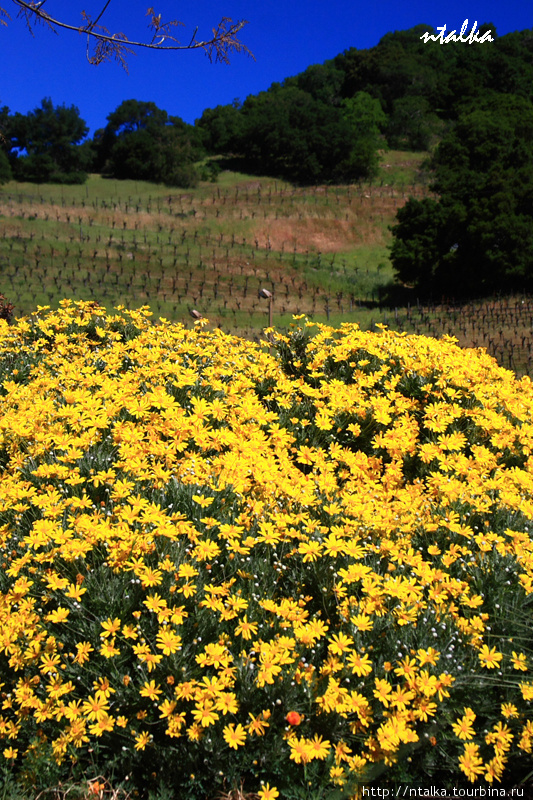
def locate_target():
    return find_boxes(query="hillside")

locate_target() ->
[0,154,430,335]
[3,152,533,377]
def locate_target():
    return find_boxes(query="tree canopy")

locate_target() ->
[95,99,204,187]
[7,97,91,183]
[390,95,533,297]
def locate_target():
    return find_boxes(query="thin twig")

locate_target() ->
[6,0,252,68]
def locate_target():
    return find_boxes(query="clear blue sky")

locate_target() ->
[2,0,532,136]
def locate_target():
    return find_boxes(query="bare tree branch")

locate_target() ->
[1,1,253,68]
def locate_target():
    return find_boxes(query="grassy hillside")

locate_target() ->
[0,154,430,336]
[2,153,533,377]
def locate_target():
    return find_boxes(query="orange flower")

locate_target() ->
[286,711,302,726]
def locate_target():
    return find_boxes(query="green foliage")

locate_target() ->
[0,294,14,324]
[340,92,387,179]
[333,24,533,123]
[195,100,244,154]
[8,98,90,184]
[216,84,385,184]
[195,25,533,185]
[98,99,203,187]
[237,85,350,183]
[284,62,346,106]
[386,96,441,151]
[390,94,533,297]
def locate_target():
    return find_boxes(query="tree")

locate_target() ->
[339,91,387,179]
[284,62,345,106]
[235,85,356,184]
[0,2,251,69]
[97,99,203,187]
[8,97,91,183]
[195,101,244,154]
[386,95,441,151]
[389,197,465,293]
[208,83,385,185]
[390,95,533,297]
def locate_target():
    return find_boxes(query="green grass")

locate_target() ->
[376,149,432,185]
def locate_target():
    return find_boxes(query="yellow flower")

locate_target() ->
[134,731,151,750]
[45,607,70,624]
[73,641,94,665]
[155,627,182,655]
[100,617,121,638]
[306,733,331,760]
[298,540,323,562]
[458,742,485,782]
[92,677,115,698]
[192,494,214,508]
[234,616,258,640]
[139,680,162,701]
[288,735,312,764]
[132,644,163,672]
[247,712,270,736]
[192,701,219,728]
[374,679,392,708]
[328,632,354,655]
[416,647,440,667]
[99,638,120,659]
[350,613,373,631]
[452,709,476,740]
[215,692,239,715]
[346,651,372,677]
[81,693,110,722]
[122,624,138,640]
[390,685,415,711]
[223,722,247,749]
[89,713,115,736]
[511,651,528,671]
[144,593,167,613]
[258,783,279,800]
[138,566,163,588]
[519,683,533,701]
[478,645,503,669]
[501,703,519,719]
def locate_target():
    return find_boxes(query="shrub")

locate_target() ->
[0,303,531,798]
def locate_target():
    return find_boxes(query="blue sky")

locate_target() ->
[2,0,532,136]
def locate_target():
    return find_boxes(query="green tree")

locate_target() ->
[235,85,350,183]
[390,95,533,296]
[386,95,441,151]
[222,84,383,184]
[9,98,90,183]
[99,99,203,187]
[339,91,387,179]
[195,101,244,154]
[285,62,345,105]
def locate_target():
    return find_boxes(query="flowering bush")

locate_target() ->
[0,301,531,798]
